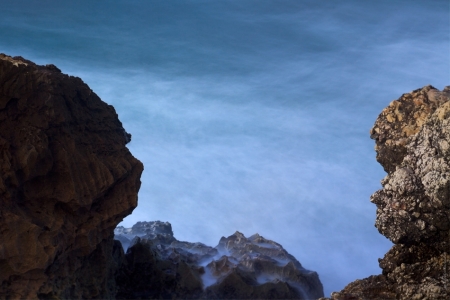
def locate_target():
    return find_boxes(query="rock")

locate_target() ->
[370,85,450,173]
[115,236,205,299]
[329,86,450,300]
[115,221,324,299]
[0,54,143,299]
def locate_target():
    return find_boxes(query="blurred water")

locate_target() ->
[1,0,448,296]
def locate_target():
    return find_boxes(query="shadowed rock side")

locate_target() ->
[327,86,450,300]
[114,221,324,299]
[0,54,143,299]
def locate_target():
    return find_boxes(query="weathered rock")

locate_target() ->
[0,54,143,299]
[209,231,323,299]
[116,237,205,299]
[370,85,450,174]
[115,221,324,299]
[329,86,450,300]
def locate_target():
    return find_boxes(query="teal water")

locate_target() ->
[1,0,448,296]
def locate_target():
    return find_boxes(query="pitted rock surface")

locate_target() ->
[0,54,143,299]
[370,85,450,173]
[372,99,450,245]
[115,221,324,299]
[328,86,450,300]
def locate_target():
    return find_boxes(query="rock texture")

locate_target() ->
[0,54,143,299]
[328,86,450,300]
[115,221,324,299]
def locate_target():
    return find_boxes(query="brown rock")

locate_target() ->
[329,86,450,300]
[0,54,143,299]
[370,85,450,173]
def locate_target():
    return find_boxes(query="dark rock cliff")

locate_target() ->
[328,86,450,300]
[0,54,143,299]
[114,221,324,299]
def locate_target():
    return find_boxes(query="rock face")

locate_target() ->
[330,86,450,300]
[115,221,324,299]
[370,85,450,174]
[0,54,143,299]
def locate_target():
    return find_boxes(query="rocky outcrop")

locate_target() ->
[329,86,450,300]
[115,221,324,299]
[370,85,450,174]
[0,54,143,299]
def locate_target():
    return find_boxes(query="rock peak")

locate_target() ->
[370,85,450,173]
[232,230,246,237]
[0,53,29,67]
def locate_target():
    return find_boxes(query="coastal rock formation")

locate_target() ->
[329,86,450,300]
[370,85,450,174]
[115,221,324,299]
[0,54,143,299]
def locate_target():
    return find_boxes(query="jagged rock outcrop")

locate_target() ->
[328,86,450,300]
[115,221,324,299]
[0,54,143,299]
[370,85,450,174]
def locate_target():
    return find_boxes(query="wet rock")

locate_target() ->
[0,54,143,299]
[209,231,323,299]
[329,86,450,300]
[115,221,324,299]
[116,237,205,299]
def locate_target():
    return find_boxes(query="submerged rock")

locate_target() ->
[328,86,450,300]
[0,54,143,299]
[115,221,324,299]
